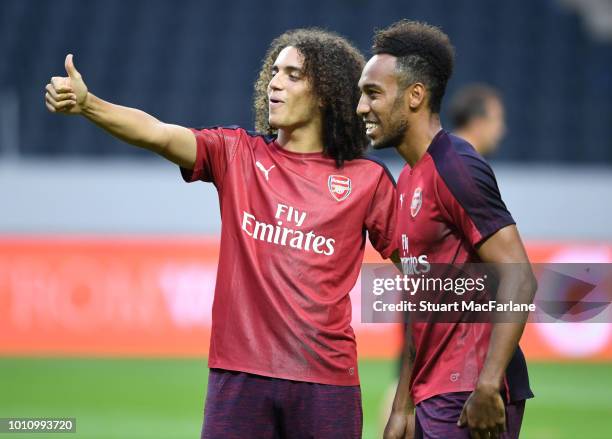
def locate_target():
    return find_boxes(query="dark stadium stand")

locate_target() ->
[1,0,611,162]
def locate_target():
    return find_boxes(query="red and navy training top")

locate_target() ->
[396,129,533,404]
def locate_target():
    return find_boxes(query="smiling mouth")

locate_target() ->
[365,121,379,136]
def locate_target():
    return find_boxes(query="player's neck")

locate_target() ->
[277,121,324,154]
[397,113,442,167]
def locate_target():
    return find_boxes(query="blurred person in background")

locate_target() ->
[357,20,535,439]
[448,83,506,157]
[45,29,397,438]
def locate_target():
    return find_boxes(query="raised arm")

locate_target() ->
[45,54,196,169]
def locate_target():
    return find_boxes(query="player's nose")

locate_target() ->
[268,73,283,93]
[356,94,370,116]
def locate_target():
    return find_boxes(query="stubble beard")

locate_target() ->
[372,118,409,150]
[372,95,409,150]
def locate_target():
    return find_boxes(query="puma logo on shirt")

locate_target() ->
[256,161,275,181]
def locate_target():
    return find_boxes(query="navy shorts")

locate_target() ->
[415,392,526,439]
[201,369,362,439]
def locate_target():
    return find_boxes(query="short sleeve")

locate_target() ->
[180,126,243,186]
[365,170,397,259]
[433,150,515,248]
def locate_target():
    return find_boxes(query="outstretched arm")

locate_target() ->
[45,54,196,169]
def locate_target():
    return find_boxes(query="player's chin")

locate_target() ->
[268,116,294,131]
[268,116,281,129]
[368,134,384,149]
[371,136,395,150]
[365,131,378,147]
[366,128,386,149]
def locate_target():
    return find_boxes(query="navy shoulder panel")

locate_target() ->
[429,131,514,241]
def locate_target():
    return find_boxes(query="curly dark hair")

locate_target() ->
[254,28,367,167]
[372,20,455,114]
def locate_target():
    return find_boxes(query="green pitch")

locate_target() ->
[0,358,610,438]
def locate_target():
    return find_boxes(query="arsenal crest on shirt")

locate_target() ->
[328,175,352,202]
[411,187,422,217]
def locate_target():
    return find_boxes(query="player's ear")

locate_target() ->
[407,82,426,110]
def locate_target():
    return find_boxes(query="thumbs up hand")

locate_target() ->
[45,54,89,114]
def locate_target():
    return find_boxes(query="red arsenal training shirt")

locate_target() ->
[181,126,396,385]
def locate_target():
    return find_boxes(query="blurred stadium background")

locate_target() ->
[1,0,612,438]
